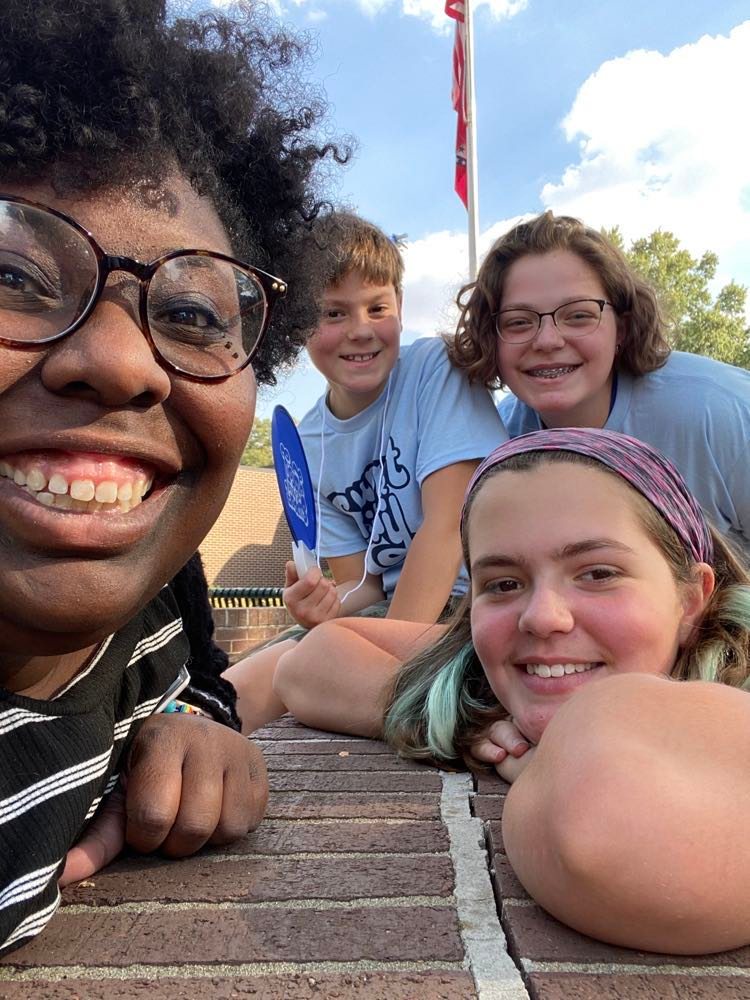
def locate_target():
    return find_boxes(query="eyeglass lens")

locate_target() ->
[498,300,603,343]
[0,199,267,378]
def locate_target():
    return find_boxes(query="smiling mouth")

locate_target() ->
[0,452,157,514]
[341,351,379,363]
[525,365,581,380]
[522,662,601,677]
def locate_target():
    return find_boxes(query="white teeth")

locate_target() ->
[95,481,118,503]
[48,473,69,495]
[2,459,153,513]
[525,662,596,677]
[529,366,577,379]
[70,479,96,502]
[26,468,47,491]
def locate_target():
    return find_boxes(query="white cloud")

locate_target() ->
[402,0,527,33]
[402,21,750,341]
[255,0,526,33]
[542,21,750,288]
[400,216,526,339]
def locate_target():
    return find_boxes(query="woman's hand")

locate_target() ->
[124,713,268,856]
[283,561,341,629]
[60,786,127,887]
[471,717,535,783]
[61,715,268,885]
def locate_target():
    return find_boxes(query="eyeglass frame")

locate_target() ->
[0,193,288,382]
[495,298,614,345]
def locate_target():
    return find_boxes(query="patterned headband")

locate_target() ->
[463,428,714,565]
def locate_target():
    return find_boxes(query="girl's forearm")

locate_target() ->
[503,673,750,954]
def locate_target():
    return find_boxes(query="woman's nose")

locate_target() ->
[517,583,575,637]
[40,295,172,407]
[531,313,566,351]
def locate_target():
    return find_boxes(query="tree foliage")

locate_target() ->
[605,227,750,369]
[241,417,273,467]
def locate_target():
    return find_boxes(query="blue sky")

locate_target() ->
[207,0,750,419]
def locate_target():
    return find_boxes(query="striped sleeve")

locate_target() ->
[0,595,187,957]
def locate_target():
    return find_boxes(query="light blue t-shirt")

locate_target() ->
[499,351,750,553]
[300,337,507,598]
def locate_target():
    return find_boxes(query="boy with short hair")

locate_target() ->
[227,212,506,731]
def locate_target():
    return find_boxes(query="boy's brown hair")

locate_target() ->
[315,211,404,299]
[448,211,671,389]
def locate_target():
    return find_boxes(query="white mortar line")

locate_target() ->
[206,849,448,862]
[63,895,454,914]
[0,959,465,983]
[441,771,529,1000]
[522,960,750,978]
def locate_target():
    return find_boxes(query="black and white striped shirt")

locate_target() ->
[0,587,201,956]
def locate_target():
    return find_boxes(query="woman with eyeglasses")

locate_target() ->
[0,0,341,955]
[448,212,750,554]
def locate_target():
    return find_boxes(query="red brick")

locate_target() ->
[527,974,750,999]
[220,627,257,641]
[256,719,347,739]
[62,854,454,905]
[475,773,511,794]
[214,820,449,855]
[258,738,391,755]
[472,795,505,820]
[266,792,442,820]
[491,855,527,900]
[487,820,504,854]
[502,902,750,967]
[7,906,464,967]
[0,972,477,999]
[268,772,441,793]
[264,753,432,773]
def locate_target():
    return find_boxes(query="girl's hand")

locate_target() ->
[471,718,535,784]
[283,561,341,629]
[124,713,268,857]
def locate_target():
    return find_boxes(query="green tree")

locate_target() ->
[241,417,273,467]
[605,227,750,369]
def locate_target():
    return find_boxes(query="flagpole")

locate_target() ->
[464,0,480,280]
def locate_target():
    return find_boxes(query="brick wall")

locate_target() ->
[200,466,292,588]
[212,605,295,662]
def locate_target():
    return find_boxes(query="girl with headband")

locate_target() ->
[448,212,750,553]
[275,428,750,953]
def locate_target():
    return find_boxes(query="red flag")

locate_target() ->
[446,1,467,207]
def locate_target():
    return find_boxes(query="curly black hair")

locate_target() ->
[0,0,347,384]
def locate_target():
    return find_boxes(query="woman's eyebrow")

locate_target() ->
[471,538,635,573]
[557,539,636,559]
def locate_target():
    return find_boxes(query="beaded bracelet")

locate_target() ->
[161,699,207,717]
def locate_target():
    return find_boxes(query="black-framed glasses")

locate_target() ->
[496,298,613,345]
[0,195,287,381]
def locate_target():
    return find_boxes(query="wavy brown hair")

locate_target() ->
[447,212,671,390]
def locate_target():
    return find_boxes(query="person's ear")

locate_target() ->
[396,290,404,327]
[615,312,629,353]
[678,563,715,645]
